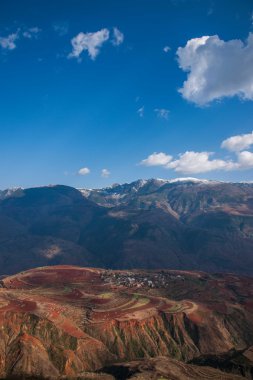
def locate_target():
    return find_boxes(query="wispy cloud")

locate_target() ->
[101,168,110,178]
[23,27,41,39]
[177,33,253,105]
[0,27,41,51]
[163,46,171,53]
[53,22,69,36]
[154,108,170,120]
[112,27,124,46]
[137,106,144,118]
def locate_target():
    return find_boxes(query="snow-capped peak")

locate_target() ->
[160,177,218,184]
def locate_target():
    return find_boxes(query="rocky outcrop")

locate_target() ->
[0,312,114,379]
[84,308,253,364]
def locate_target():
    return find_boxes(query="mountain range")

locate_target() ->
[0,178,253,275]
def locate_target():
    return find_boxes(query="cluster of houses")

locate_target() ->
[100,270,185,289]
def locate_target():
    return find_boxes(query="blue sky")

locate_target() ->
[1,0,253,189]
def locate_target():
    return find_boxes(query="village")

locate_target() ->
[100,270,185,289]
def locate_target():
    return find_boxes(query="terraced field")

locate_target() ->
[0,266,252,379]
[1,266,199,325]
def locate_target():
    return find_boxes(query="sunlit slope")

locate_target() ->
[0,265,252,378]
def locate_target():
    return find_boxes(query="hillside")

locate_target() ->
[0,265,252,379]
[0,179,253,275]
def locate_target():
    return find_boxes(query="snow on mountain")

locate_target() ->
[78,177,221,196]
[160,177,220,184]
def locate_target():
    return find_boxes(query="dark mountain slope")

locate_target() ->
[82,179,253,274]
[0,185,105,274]
[0,179,253,275]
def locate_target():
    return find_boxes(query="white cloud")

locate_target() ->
[112,27,124,46]
[221,131,253,152]
[141,151,238,174]
[237,151,253,168]
[163,46,171,53]
[137,106,144,117]
[0,27,40,51]
[140,152,173,167]
[78,167,90,175]
[177,33,253,105]
[154,108,170,120]
[140,131,253,174]
[68,28,110,60]
[167,151,238,174]
[101,168,110,178]
[0,32,19,50]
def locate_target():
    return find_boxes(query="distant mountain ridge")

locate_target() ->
[79,177,253,210]
[0,179,253,275]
